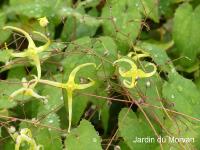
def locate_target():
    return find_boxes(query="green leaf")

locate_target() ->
[61,8,99,41]
[137,41,174,72]
[118,141,131,150]
[159,0,176,17]
[92,36,117,79]
[62,42,96,83]
[0,79,20,109]
[9,0,60,18]
[76,0,99,8]
[9,0,33,5]
[162,72,200,118]
[37,74,63,116]
[62,36,117,80]
[161,118,200,149]
[71,95,89,126]
[100,104,110,134]
[101,0,141,53]
[89,81,110,133]
[2,139,15,150]
[0,50,12,63]
[58,6,101,27]
[0,12,11,43]
[137,0,159,22]
[195,77,200,91]
[128,70,165,123]
[7,67,26,79]
[173,3,200,67]
[61,16,98,41]
[118,108,159,150]
[65,119,102,150]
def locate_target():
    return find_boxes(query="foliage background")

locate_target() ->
[0,0,200,149]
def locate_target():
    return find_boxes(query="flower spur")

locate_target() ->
[37,63,96,132]
[3,26,50,79]
[113,58,156,88]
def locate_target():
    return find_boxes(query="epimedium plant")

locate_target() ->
[0,0,200,150]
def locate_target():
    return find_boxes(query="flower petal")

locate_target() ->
[137,63,157,78]
[3,26,36,49]
[123,79,137,88]
[75,78,95,90]
[113,58,137,69]
[33,31,50,53]
[68,63,96,84]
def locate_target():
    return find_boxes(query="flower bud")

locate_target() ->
[38,17,49,27]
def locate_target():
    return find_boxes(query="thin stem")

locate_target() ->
[11,52,27,58]
[38,79,64,88]
[10,88,26,99]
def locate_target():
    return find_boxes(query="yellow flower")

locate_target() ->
[3,26,50,79]
[38,63,96,132]
[9,128,43,150]
[113,58,156,88]
[38,16,49,27]
[9,77,47,103]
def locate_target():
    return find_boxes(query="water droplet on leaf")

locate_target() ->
[49,120,53,123]
[171,68,176,73]
[146,81,151,87]
[92,138,97,143]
